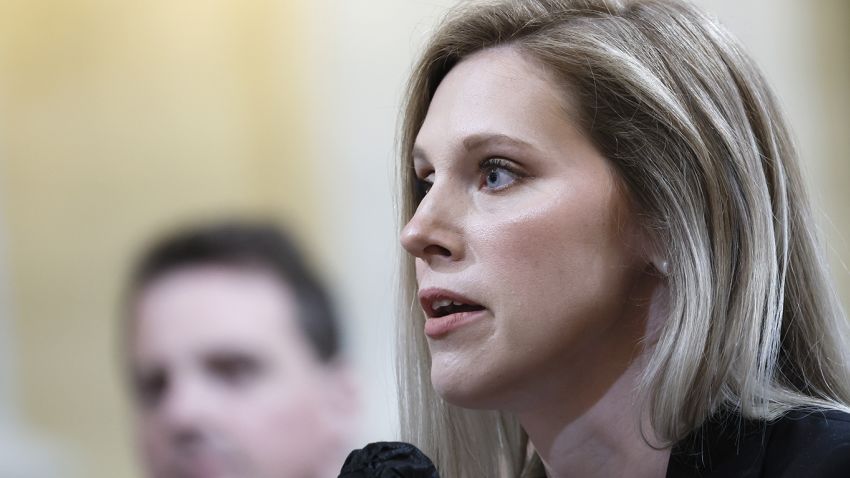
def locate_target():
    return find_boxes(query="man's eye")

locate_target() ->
[480,158,519,191]
[135,370,168,408]
[207,354,261,387]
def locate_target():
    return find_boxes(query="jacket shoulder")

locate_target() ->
[763,409,850,477]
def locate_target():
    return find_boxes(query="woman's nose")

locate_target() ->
[400,185,464,264]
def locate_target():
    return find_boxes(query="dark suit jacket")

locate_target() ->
[666,409,850,477]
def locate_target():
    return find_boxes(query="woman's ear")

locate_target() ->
[630,220,669,277]
[617,180,669,278]
[651,257,670,276]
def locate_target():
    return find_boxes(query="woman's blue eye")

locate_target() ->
[415,172,435,201]
[482,161,518,190]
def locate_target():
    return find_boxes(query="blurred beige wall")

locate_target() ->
[697,0,850,307]
[814,0,850,308]
[0,1,318,476]
[0,1,847,477]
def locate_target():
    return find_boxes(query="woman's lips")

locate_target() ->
[424,309,487,337]
[418,287,487,337]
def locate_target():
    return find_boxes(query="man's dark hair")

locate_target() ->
[128,220,340,362]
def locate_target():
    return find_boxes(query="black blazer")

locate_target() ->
[338,409,850,477]
[667,409,850,477]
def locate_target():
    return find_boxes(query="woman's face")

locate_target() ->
[400,46,652,411]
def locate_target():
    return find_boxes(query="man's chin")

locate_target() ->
[164,454,244,478]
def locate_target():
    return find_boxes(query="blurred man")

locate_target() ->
[124,221,358,478]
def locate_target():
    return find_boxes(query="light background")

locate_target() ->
[0,1,847,476]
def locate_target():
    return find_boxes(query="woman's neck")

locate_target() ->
[518,277,671,478]
[518,358,670,478]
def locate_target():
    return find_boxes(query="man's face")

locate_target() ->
[130,265,349,478]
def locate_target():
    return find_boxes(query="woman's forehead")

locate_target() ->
[413,46,581,163]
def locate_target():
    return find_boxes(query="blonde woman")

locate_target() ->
[394,0,850,476]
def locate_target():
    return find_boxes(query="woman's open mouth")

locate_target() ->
[429,299,486,318]
[419,288,487,337]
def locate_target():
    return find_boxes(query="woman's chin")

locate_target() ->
[430,364,511,410]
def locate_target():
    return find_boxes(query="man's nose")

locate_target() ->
[159,376,216,445]
[400,182,465,265]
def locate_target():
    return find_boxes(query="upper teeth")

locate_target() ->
[432,299,464,310]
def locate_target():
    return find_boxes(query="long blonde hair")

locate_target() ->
[395,1,850,476]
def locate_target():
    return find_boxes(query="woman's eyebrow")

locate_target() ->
[462,133,538,155]
[413,133,536,164]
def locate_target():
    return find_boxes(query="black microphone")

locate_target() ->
[338,441,440,477]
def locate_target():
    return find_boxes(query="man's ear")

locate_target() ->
[318,360,361,443]
[325,361,360,416]
[311,360,362,477]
